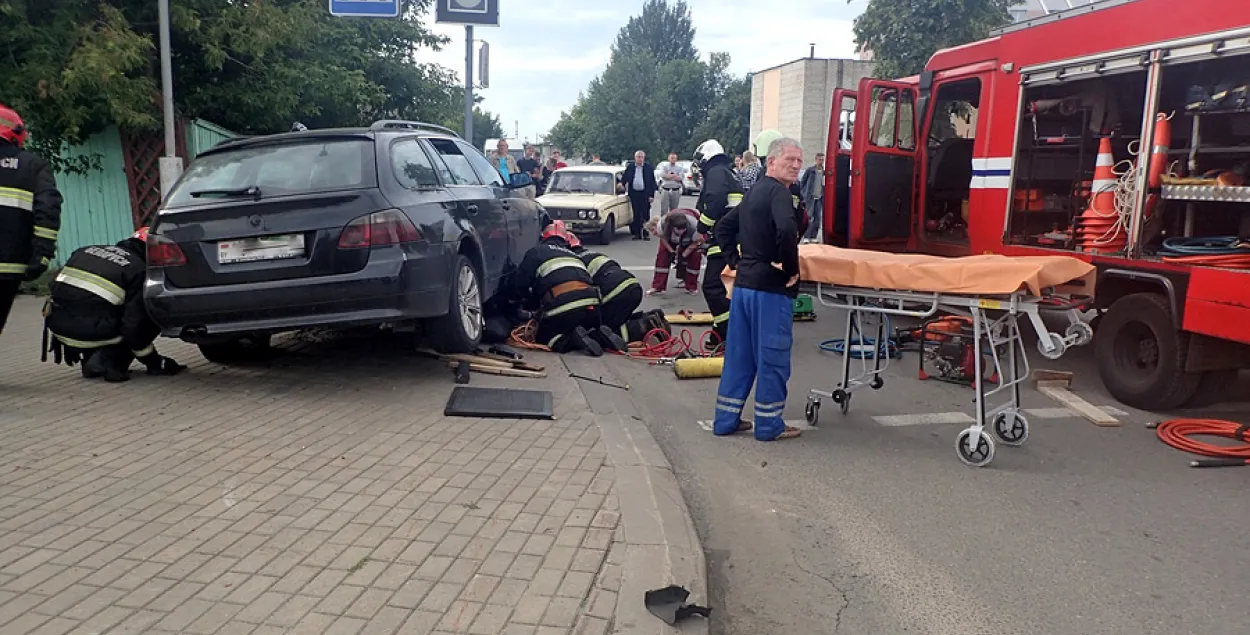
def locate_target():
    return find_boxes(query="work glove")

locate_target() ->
[143,355,187,376]
[24,255,49,282]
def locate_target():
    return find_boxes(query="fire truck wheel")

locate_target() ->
[1182,369,1238,408]
[1095,292,1200,410]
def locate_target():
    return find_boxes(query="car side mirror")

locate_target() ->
[509,173,533,188]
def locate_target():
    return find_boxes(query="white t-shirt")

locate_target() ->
[656,161,686,189]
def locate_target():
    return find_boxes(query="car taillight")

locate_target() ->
[337,209,423,249]
[147,234,187,267]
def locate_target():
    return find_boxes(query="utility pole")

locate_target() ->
[464,25,474,143]
[157,0,183,198]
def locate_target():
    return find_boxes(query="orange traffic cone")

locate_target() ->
[1144,112,1172,220]
[1077,137,1126,254]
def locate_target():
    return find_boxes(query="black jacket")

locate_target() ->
[575,247,639,303]
[0,142,63,278]
[46,238,161,356]
[716,176,801,297]
[509,238,597,310]
[694,155,743,256]
[620,162,657,198]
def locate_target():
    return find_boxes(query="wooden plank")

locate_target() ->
[447,361,546,379]
[1031,369,1074,386]
[1038,386,1120,427]
[474,350,546,372]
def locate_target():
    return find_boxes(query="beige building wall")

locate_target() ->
[749,57,878,160]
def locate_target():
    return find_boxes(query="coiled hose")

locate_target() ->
[819,316,902,360]
[1153,418,1250,467]
[1158,237,1250,269]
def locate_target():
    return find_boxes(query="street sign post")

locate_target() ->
[435,0,500,26]
[329,0,400,18]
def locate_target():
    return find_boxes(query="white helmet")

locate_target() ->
[693,139,725,166]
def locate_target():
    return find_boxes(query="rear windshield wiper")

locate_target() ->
[189,185,262,200]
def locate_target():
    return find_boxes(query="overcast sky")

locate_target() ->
[413,1,869,145]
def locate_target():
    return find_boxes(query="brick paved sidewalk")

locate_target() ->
[0,296,625,635]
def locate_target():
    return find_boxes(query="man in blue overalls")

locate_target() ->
[711,137,805,442]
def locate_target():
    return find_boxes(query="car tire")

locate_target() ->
[599,215,615,245]
[198,334,272,364]
[1095,292,1200,410]
[427,254,483,354]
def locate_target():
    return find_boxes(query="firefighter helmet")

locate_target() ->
[693,139,724,167]
[565,232,581,249]
[752,129,784,159]
[132,226,150,242]
[541,220,573,244]
[0,104,28,148]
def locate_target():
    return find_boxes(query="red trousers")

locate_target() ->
[652,245,702,291]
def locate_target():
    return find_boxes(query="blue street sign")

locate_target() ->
[329,0,400,18]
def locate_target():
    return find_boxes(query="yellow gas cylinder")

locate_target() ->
[673,357,724,379]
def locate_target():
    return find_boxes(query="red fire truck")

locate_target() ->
[823,0,1250,411]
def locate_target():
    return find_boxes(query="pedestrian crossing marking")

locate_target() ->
[873,412,976,427]
[696,407,1133,432]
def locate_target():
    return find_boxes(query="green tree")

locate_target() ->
[578,53,660,162]
[611,0,697,65]
[0,0,461,167]
[463,107,505,151]
[693,76,751,155]
[852,0,1014,78]
[546,99,590,159]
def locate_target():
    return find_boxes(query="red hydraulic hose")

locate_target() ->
[1153,418,1250,468]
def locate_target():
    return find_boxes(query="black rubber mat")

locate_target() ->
[444,386,555,419]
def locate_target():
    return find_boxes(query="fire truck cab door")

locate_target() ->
[850,79,920,248]
[824,88,856,247]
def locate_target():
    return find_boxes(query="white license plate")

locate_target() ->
[217,234,306,264]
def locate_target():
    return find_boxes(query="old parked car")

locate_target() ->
[535,165,630,244]
[143,120,544,362]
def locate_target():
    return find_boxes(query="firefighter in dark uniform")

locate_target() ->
[565,233,643,347]
[43,227,186,382]
[692,139,744,347]
[509,221,615,356]
[0,104,62,336]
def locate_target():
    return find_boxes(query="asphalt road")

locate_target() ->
[593,196,1250,635]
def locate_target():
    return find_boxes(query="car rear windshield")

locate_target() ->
[547,171,616,195]
[165,138,377,208]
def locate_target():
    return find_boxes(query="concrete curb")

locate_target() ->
[561,355,710,635]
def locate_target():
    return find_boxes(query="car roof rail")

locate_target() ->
[369,120,462,137]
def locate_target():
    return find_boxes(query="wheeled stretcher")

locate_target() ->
[723,244,1099,467]
[803,284,1092,467]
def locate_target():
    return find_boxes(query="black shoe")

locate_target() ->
[81,354,105,379]
[643,234,650,241]
[104,368,131,383]
[572,327,604,357]
[593,326,628,353]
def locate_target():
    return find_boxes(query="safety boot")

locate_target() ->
[571,327,604,357]
[592,326,628,353]
[81,352,106,379]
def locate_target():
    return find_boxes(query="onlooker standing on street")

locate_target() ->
[711,137,805,442]
[551,150,569,170]
[489,139,519,181]
[737,151,762,192]
[620,150,656,241]
[518,145,541,182]
[655,152,686,215]
[588,154,606,166]
[799,153,825,243]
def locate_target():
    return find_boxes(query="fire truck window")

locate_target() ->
[898,90,917,151]
[929,79,982,147]
[869,87,900,148]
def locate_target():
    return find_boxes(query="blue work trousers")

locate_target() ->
[712,286,794,440]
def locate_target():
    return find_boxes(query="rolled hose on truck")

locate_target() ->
[1151,418,1250,467]
[1157,236,1250,269]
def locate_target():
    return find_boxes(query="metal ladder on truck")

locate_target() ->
[997,0,1138,35]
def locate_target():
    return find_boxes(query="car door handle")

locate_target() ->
[466,204,479,215]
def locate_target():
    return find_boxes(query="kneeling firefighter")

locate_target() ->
[565,234,659,344]
[43,227,185,382]
[509,221,623,356]
[692,139,744,347]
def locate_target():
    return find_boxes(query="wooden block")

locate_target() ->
[447,361,546,379]
[1031,369,1074,387]
[1038,386,1120,427]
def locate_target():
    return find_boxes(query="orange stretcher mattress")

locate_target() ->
[724,244,1096,297]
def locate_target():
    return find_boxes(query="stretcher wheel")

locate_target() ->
[805,399,820,426]
[992,412,1029,447]
[831,389,851,414]
[955,428,996,468]
[870,376,884,390]
[1037,333,1067,360]
[1065,321,1094,347]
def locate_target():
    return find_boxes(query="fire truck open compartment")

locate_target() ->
[1006,71,1149,251]
[1150,50,1250,256]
